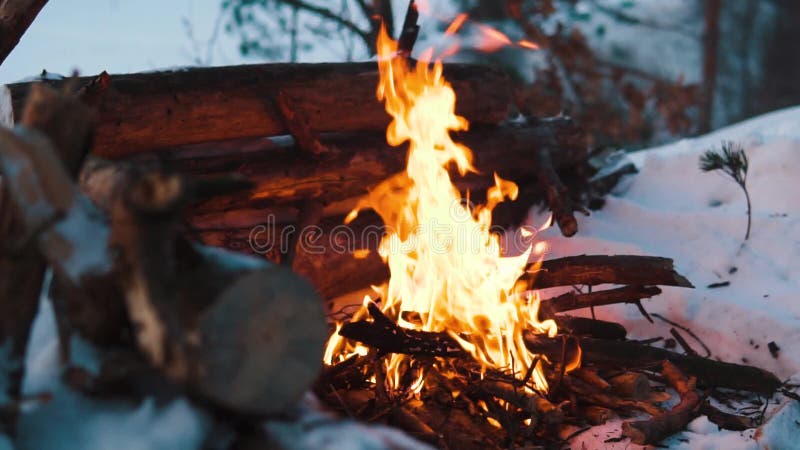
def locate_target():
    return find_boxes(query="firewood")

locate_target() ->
[5,62,514,157]
[540,285,663,315]
[148,118,589,213]
[528,255,694,289]
[337,306,781,396]
[582,406,613,425]
[566,376,663,417]
[607,372,651,399]
[621,361,702,445]
[109,171,329,415]
[524,336,782,395]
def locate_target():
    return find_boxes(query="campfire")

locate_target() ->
[0,2,795,449]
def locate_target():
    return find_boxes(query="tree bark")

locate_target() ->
[0,0,48,66]
[5,62,513,157]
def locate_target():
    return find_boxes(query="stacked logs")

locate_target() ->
[319,256,783,448]
[4,62,596,302]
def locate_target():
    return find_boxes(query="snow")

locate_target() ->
[526,105,800,449]
[6,106,800,448]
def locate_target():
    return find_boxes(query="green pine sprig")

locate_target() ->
[699,141,751,241]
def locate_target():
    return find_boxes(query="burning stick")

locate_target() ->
[621,361,701,445]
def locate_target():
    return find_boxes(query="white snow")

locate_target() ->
[526,105,800,449]
[6,106,800,448]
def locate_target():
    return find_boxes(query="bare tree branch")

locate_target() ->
[0,0,49,66]
[280,0,374,53]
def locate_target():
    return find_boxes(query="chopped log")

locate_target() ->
[528,255,694,289]
[540,285,663,315]
[622,361,701,445]
[0,0,48,65]
[524,336,781,395]
[5,62,513,157]
[109,171,329,415]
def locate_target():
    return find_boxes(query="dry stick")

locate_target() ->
[622,361,702,445]
[527,255,694,289]
[652,313,712,357]
[0,0,49,65]
[540,285,662,315]
[670,328,699,356]
[532,139,588,237]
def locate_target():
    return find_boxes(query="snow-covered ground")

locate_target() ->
[529,106,800,449]
[8,106,800,449]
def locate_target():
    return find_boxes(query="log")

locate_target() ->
[6,62,513,157]
[622,361,701,445]
[607,372,651,399]
[143,118,589,212]
[109,171,328,415]
[524,337,781,395]
[527,255,694,289]
[540,285,663,315]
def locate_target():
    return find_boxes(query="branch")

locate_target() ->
[622,361,701,445]
[280,0,373,53]
[0,0,48,65]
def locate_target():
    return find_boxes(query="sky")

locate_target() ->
[0,0,248,83]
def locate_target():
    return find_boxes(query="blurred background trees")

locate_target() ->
[208,0,799,149]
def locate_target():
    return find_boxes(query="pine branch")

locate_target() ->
[700,141,751,241]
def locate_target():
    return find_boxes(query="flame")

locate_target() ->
[324,26,560,393]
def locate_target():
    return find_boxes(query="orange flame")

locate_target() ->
[325,26,559,393]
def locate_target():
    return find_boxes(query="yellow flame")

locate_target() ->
[324,25,561,393]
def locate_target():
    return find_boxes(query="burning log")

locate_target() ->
[4,62,513,157]
[524,336,782,395]
[621,361,701,445]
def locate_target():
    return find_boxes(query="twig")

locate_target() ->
[670,328,698,356]
[651,313,712,357]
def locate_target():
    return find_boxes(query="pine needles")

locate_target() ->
[699,141,751,241]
